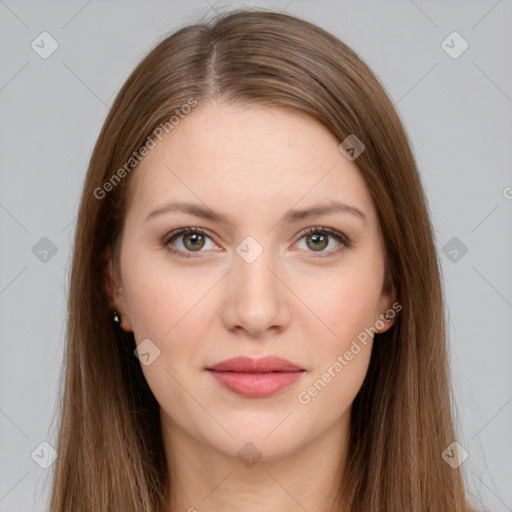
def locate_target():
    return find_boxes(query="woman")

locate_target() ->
[49,8,478,511]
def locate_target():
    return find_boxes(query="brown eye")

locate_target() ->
[305,232,328,251]
[164,227,216,258]
[182,231,206,251]
[295,227,350,257]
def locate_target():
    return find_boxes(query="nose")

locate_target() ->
[220,248,291,338]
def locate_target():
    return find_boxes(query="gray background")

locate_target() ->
[1,1,511,510]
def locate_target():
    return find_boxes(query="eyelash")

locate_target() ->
[163,226,351,259]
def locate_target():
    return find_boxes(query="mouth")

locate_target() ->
[206,356,305,398]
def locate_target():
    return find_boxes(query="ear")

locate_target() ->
[375,267,399,334]
[101,246,133,332]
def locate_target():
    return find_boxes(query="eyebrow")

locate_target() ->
[145,200,366,227]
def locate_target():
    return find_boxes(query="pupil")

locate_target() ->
[186,233,204,250]
[310,233,327,251]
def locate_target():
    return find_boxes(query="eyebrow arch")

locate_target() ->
[145,200,366,227]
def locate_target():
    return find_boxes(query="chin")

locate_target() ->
[212,435,306,464]
[203,418,311,461]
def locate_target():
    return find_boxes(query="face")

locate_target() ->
[106,100,397,462]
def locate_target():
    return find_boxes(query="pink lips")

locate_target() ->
[206,356,305,397]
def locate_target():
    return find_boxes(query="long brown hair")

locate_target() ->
[48,8,477,511]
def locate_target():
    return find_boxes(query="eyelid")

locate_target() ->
[292,226,351,256]
[162,227,218,258]
[295,226,349,243]
[162,226,211,245]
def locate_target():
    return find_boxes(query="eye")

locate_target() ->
[163,226,351,259]
[294,227,351,257]
[163,227,218,259]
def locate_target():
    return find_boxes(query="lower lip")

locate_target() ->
[207,370,304,397]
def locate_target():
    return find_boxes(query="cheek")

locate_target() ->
[121,252,215,427]
[121,249,221,409]
[122,246,210,341]
[292,262,382,408]
[296,261,384,345]
[293,277,377,415]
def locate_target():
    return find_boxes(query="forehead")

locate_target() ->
[125,101,377,228]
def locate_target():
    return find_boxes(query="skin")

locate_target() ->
[105,101,397,512]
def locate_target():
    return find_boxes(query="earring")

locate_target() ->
[383,313,390,322]
[112,310,122,327]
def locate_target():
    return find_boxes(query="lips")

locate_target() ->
[206,356,305,397]
[207,355,304,373]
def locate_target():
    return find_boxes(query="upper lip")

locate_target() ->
[206,356,304,373]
